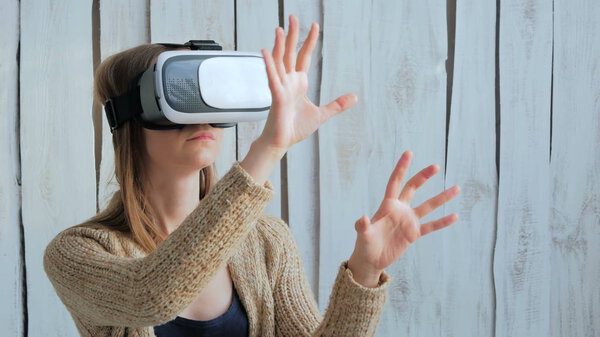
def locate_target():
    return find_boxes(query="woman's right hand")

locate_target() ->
[257,14,358,157]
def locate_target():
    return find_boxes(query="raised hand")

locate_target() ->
[257,14,358,156]
[347,151,461,287]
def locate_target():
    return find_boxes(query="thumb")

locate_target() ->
[321,93,358,121]
[354,214,371,233]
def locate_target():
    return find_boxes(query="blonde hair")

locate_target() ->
[82,44,218,253]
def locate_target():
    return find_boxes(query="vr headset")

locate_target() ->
[104,40,271,132]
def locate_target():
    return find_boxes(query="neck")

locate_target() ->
[145,162,204,236]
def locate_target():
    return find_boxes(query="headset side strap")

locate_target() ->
[104,85,142,132]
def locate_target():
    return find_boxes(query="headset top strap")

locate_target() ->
[155,40,223,50]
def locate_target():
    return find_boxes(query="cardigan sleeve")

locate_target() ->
[268,215,391,337]
[43,161,275,328]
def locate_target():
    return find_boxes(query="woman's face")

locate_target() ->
[142,123,225,172]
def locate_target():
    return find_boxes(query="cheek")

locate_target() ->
[144,133,178,163]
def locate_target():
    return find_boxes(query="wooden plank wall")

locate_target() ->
[20,1,97,336]
[443,0,497,336]
[495,0,553,336]
[0,1,24,336]
[550,1,600,336]
[1,1,598,336]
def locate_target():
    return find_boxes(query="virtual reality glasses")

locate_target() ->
[104,40,271,132]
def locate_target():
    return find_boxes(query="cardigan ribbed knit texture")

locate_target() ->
[43,160,391,337]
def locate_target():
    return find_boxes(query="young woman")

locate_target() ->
[43,14,460,337]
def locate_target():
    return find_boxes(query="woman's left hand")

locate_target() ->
[347,150,461,287]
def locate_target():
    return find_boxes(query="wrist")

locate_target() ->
[239,139,284,186]
[253,136,288,159]
[346,256,383,288]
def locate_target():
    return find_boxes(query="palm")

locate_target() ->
[265,73,321,148]
[364,199,421,270]
[259,15,357,152]
[350,151,461,272]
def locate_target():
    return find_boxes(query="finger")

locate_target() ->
[384,151,413,199]
[261,49,283,92]
[354,215,371,233]
[271,27,286,82]
[319,93,358,123]
[283,14,299,73]
[296,22,319,73]
[413,185,460,218]
[419,213,459,237]
[398,164,440,203]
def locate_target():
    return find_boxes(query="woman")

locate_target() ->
[43,14,460,337]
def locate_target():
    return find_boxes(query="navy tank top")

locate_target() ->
[153,286,249,337]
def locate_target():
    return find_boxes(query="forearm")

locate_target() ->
[240,137,286,185]
[43,161,276,327]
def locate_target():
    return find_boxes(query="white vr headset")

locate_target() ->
[104,40,271,132]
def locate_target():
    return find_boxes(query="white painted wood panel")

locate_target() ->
[2,1,599,335]
[318,0,373,314]
[369,2,449,336]
[150,0,238,181]
[319,3,448,337]
[20,0,97,336]
[235,0,282,219]
[98,0,149,211]
[494,0,553,336]
[442,1,497,336]
[0,1,24,335]
[280,3,323,300]
[550,1,600,336]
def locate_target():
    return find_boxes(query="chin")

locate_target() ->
[187,157,216,170]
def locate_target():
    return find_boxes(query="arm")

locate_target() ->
[267,216,391,337]
[43,141,280,327]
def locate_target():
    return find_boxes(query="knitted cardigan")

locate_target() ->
[43,160,391,337]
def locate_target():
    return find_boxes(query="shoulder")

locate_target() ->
[44,222,131,261]
[51,222,119,243]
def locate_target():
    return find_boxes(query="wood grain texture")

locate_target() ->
[318,0,372,313]
[550,1,600,336]
[0,1,24,335]
[150,0,237,179]
[494,0,553,336]
[98,0,148,210]
[319,2,448,336]
[3,1,600,335]
[369,1,448,336]
[20,0,96,336]
[280,2,323,301]
[235,0,282,219]
[442,1,497,336]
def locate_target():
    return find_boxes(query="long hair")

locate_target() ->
[82,44,218,254]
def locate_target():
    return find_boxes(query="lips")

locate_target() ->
[187,131,215,141]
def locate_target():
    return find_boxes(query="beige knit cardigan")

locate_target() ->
[43,160,391,337]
